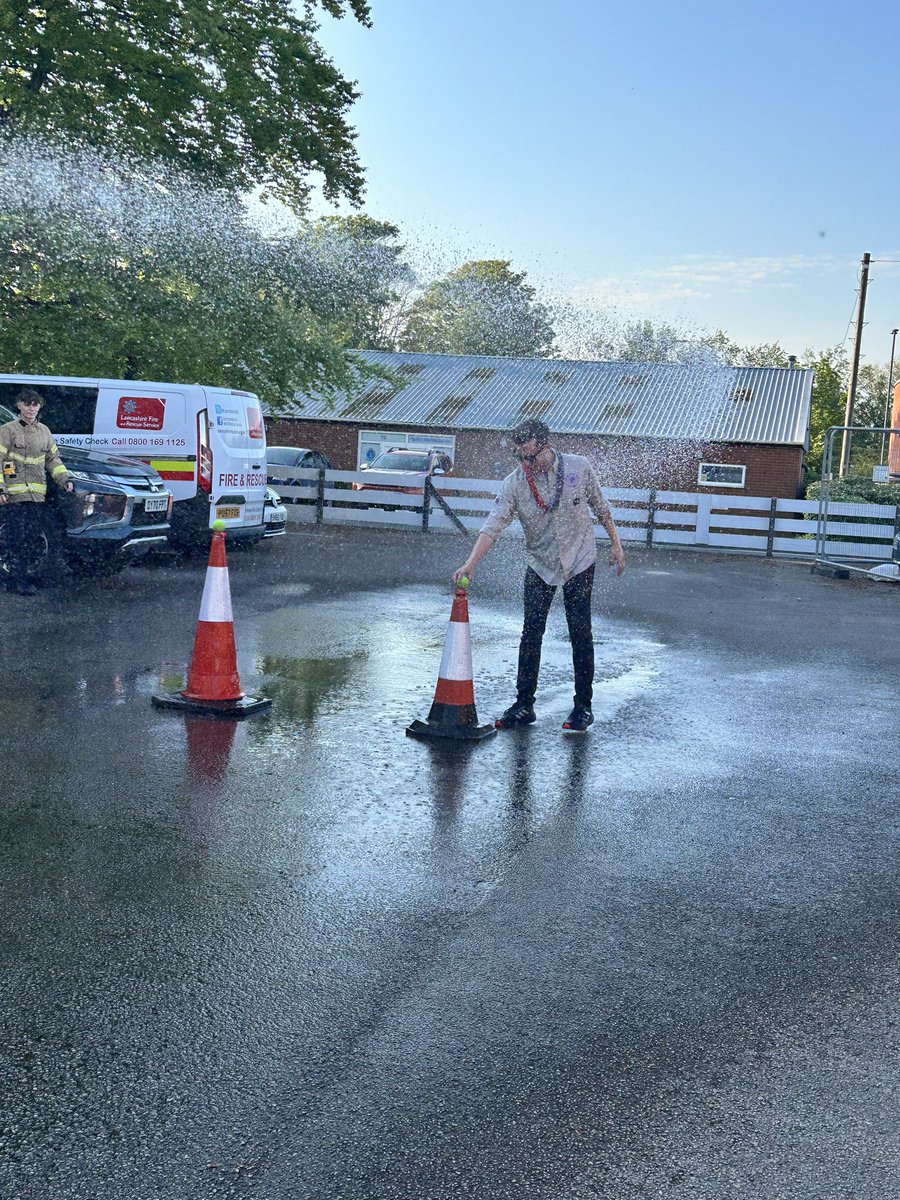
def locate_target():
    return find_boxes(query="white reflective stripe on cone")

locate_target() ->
[197,566,234,623]
[438,621,472,682]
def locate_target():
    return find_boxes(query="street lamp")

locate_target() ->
[881,327,898,465]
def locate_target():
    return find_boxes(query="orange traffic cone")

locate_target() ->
[152,528,271,718]
[407,584,496,742]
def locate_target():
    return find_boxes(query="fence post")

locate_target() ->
[646,489,657,548]
[316,469,325,524]
[766,496,778,557]
[422,478,432,532]
[694,494,712,545]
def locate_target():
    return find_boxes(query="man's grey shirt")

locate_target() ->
[479,452,612,586]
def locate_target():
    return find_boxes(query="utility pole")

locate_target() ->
[839,252,871,476]
[881,327,898,466]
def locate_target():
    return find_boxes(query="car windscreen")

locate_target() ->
[267,447,304,465]
[0,383,99,433]
[369,453,430,471]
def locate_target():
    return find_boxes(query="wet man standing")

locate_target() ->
[453,418,625,732]
[0,388,73,595]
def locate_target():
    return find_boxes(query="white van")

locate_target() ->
[0,375,267,546]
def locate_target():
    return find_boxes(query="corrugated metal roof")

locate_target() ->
[287,351,813,446]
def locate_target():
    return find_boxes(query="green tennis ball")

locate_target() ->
[458,575,470,588]
[212,519,226,531]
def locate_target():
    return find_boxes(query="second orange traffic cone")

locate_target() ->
[407,583,496,742]
[152,525,271,718]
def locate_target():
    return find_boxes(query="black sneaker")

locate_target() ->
[562,705,594,733]
[495,702,536,729]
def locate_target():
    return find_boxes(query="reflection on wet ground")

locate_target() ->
[5,560,897,1200]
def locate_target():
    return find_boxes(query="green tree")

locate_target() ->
[592,321,790,367]
[700,330,791,367]
[0,0,370,209]
[399,260,556,357]
[803,347,848,479]
[304,214,416,350]
[0,141,376,409]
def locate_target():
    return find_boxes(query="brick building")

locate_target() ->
[266,351,814,498]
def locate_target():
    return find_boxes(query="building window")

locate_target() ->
[357,429,456,469]
[730,387,753,402]
[698,462,746,488]
[619,374,646,388]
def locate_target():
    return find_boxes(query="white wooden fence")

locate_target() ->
[267,466,900,562]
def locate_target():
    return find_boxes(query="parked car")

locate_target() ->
[266,446,332,501]
[351,448,453,500]
[0,404,172,578]
[262,487,287,537]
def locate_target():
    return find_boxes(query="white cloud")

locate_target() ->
[573,254,847,308]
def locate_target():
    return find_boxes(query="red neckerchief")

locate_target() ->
[522,453,564,513]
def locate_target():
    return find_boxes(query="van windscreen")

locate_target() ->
[0,383,98,432]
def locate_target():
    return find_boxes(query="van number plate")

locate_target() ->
[144,495,168,513]
[216,506,240,520]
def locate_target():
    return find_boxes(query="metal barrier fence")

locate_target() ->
[267,464,900,563]
[812,425,900,576]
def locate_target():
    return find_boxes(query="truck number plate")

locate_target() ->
[144,495,168,513]
[216,506,240,520]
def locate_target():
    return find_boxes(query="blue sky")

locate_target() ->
[314,0,900,362]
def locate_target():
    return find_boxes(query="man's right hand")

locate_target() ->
[453,564,473,584]
[0,494,7,504]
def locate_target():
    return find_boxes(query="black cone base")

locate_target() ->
[406,716,497,742]
[152,692,272,719]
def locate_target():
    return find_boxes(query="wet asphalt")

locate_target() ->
[1,525,899,1200]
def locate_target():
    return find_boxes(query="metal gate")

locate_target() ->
[813,424,900,577]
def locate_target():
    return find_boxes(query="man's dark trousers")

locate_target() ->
[4,503,45,584]
[516,564,595,708]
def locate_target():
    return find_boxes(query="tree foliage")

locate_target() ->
[399,260,556,358]
[303,214,416,350]
[0,0,371,209]
[0,140,376,409]
[592,320,791,368]
[803,347,847,478]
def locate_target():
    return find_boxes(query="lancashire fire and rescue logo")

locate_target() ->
[116,396,166,430]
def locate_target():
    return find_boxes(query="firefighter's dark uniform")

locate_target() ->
[0,417,71,589]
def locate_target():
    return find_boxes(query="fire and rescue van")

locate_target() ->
[0,375,268,547]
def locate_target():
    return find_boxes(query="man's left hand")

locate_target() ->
[65,482,74,492]
[609,543,626,576]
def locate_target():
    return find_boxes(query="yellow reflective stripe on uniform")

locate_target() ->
[8,451,46,465]
[50,464,68,478]
[6,481,47,493]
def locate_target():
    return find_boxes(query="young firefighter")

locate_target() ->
[453,418,625,732]
[0,388,73,594]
